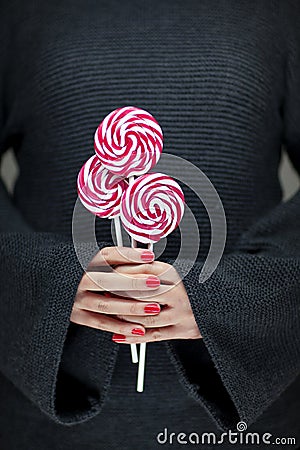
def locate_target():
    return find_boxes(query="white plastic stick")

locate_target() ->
[136,241,153,392]
[137,342,146,392]
[113,215,138,364]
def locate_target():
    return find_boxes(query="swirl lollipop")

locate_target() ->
[94,106,163,178]
[77,155,127,218]
[120,173,185,244]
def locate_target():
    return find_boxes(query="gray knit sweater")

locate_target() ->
[0,0,299,449]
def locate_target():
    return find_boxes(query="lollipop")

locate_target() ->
[94,106,163,178]
[120,173,185,244]
[77,155,127,218]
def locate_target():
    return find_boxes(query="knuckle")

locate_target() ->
[144,316,156,327]
[131,278,140,290]
[100,246,111,259]
[129,303,138,315]
[118,323,130,334]
[142,263,153,273]
[152,329,162,341]
[96,300,109,313]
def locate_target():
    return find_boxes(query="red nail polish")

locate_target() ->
[112,334,126,342]
[132,328,145,336]
[146,275,160,288]
[141,251,154,262]
[144,304,161,314]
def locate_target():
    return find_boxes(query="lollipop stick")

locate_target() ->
[129,173,150,392]
[137,342,146,392]
[130,232,147,391]
[113,215,123,248]
[136,242,153,392]
[113,216,138,364]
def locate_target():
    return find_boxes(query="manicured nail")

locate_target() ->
[144,303,161,314]
[131,328,145,336]
[146,275,160,288]
[112,333,126,342]
[140,250,154,262]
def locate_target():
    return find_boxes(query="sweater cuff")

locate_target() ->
[0,232,118,425]
[45,238,119,425]
[165,256,300,431]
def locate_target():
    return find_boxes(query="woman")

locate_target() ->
[0,0,299,448]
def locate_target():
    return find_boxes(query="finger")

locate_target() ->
[117,308,176,328]
[70,307,145,336]
[81,271,160,292]
[112,326,175,343]
[75,292,161,316]
[88,246,155,268]
[120,285,176,301]
[112,324,202,343]
[115,262,180,285]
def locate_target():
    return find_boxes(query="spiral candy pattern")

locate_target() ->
[120,173,185,244]
[77,155,127,218]
[94,106,163,178]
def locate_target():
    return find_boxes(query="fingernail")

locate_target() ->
[141,250,154,262]
[112,334,126,342]
[146,275,160,288]
[131,328,145,336]
[144,303,161,314]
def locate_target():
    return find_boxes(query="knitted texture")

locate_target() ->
[0,0,300,448]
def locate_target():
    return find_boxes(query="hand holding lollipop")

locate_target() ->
[93,106,166,376]
[76,106,187,392]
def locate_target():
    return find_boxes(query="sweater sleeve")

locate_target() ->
[0,178,118,425]
[0,148,119,426]
[0,32,117,426]
[165,5,300,431]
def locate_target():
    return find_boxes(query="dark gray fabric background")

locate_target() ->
[0,0,299,449]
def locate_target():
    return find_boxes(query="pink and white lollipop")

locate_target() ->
[77,155,127,218]
[94,106,163,178]
[120,173,185,244]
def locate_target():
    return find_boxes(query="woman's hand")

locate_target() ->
[71,246,162,337]
[70,246,202,343]
[113,260,202,343]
